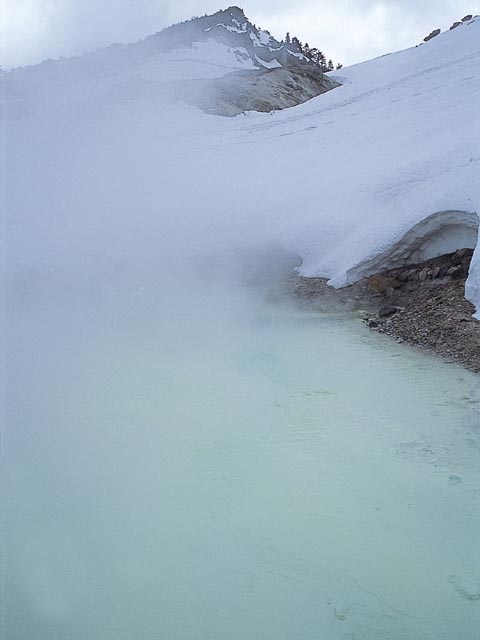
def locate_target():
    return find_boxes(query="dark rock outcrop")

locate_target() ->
[424,29,441,42]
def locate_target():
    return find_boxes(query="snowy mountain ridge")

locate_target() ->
[3,7,336,116]
[108,5,326,73]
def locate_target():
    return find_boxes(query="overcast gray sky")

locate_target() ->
[1,1,477,69]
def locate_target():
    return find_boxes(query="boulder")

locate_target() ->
[447,265,463,278]
[424,29,441,42]
[418,268,428,281]
[407,269,418,281]
[378,305,398,318]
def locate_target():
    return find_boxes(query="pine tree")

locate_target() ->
[281,27,338,71]
[291,36,302,52]
[303,43,313,59]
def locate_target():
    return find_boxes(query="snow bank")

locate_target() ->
[4,14,480,316]
[234,16,480,312]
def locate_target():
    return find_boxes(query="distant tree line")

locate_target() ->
[284,32,342,70]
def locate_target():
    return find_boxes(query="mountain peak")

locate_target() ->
[218,6,248,19]
[3,6,339,118]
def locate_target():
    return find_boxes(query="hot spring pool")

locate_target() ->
[4,284,480,639]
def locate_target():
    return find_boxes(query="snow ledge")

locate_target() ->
[340,210,480,313]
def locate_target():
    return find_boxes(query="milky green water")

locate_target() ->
[4,285,480,639]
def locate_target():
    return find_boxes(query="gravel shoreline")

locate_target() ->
[289,249,480,373]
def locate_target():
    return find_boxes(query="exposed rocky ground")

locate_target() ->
[193,65,338,116]
[289,249,480,373]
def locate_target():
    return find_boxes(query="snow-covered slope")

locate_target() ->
[269,16,480,288]
[3,12,480,313]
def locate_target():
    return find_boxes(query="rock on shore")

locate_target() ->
[290,248,480,373]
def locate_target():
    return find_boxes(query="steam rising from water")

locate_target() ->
[5,277,480,638]
[5,72,296,295]
[4,36,480,640]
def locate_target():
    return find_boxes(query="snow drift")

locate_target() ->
[344,210,479,282]
[3,10,480,313]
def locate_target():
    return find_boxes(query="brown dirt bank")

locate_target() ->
[289,248,480,373]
